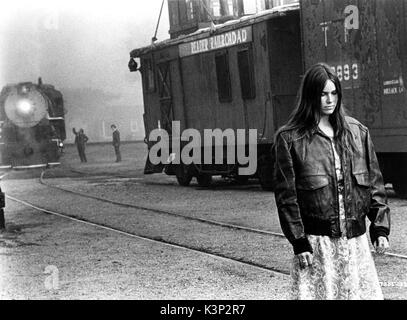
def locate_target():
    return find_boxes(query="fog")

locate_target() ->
[0,0,169,142]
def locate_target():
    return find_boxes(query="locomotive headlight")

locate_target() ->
[16,99,34,116]
[21,85,29,94]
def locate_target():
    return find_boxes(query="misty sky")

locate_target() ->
[0,0,170,140]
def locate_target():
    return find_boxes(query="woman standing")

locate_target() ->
[273,63,390,300]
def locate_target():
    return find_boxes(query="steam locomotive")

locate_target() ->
[0,78,66,169]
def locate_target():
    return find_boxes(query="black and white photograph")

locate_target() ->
[0,0,406,305]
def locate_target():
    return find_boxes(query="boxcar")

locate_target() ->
[300,0,407,197]
[129,0,407,197]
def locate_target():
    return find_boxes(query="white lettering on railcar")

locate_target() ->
[383,76,405,95]
[320,5,359,47]
[180,26,252,57]
[331,63,359,81]
[344,5,359,42]
[191,39,209,54]
[383,87,398,95]
[383,79,399,86]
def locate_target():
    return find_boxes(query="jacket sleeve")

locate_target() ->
[273,133,313,255]
[365,129,390,244]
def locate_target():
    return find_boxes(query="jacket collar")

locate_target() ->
[310,126,330,138]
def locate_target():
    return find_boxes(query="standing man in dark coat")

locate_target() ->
[73,128,89,163]
[111,124,121,162]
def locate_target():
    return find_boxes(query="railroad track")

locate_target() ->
[5,194,290,277]
[41,168,407,261]
[41,169,285,238]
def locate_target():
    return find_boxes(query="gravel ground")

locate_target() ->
[1,142,406,299]
[0,191,289,300]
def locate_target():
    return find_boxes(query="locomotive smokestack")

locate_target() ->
[38,77,43,85]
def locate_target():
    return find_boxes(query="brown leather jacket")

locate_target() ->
[273,117,390,254]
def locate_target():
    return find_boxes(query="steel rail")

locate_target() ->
[42,169,407,261]
[6,194,290,276]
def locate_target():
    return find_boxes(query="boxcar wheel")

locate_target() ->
[175,164,193,186]
[196,173,212,187]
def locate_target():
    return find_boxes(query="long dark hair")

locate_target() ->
[277,62,358,155]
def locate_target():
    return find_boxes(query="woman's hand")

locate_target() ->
[296,251,313,269]
[375,236,389,254]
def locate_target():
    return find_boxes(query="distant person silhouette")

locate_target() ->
[111,124,121,162]
[72,128,89,163]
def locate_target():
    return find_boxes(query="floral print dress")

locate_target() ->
[290,138,383,300]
